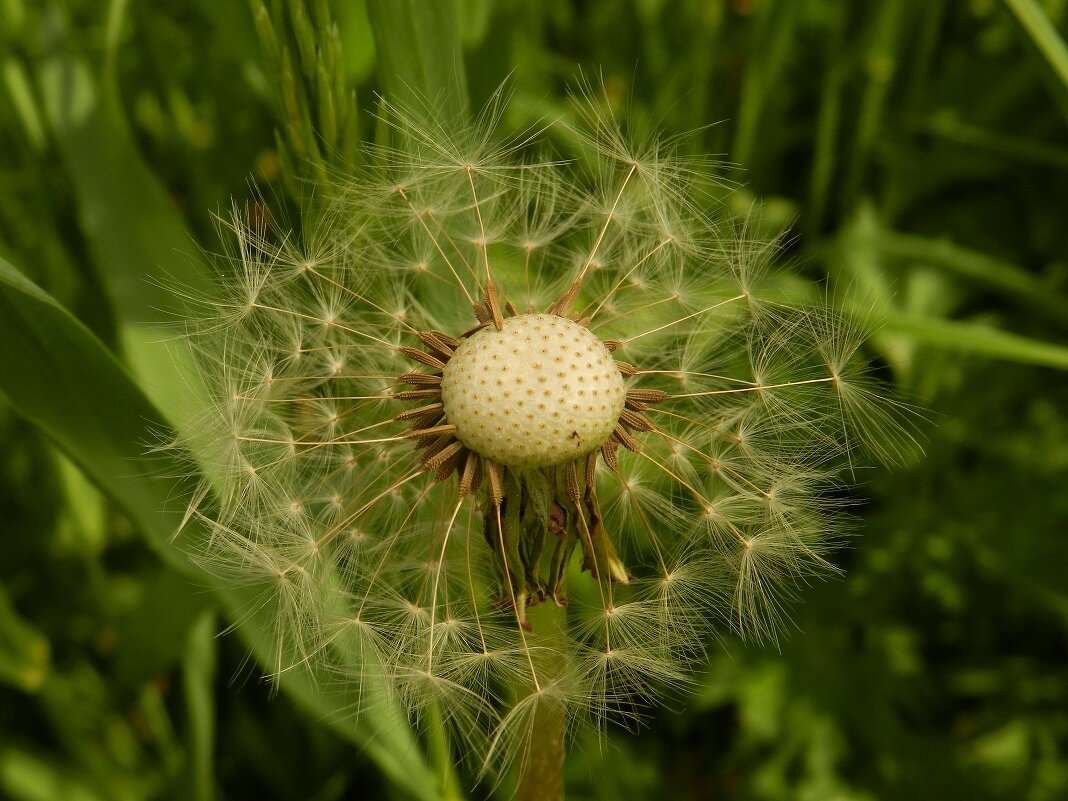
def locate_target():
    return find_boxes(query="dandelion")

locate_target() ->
[176,93,916,797]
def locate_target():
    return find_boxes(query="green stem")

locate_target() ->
[426,700,465,801]
[515,600,568,801]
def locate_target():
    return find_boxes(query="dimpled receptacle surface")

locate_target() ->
[440,314,627,469]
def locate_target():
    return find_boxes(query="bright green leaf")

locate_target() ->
[37,33,208,325]
[367,0,469,119]
[877,311,1068,370]
[0,255,443,801]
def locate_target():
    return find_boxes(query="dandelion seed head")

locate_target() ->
[173,88,919,775]
[441,314,626,468]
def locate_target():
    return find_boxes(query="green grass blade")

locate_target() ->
[0,584,50,693]
[876,231,1068,322]
[0,256,177,538]
[732,0,801,174]
[878,311,1068,369]
[366,0,469,118]
[806,6,846,235]
[36,40,208,324]
[1,57,45,151]
[250,0,359,193]
[0,256,443,801]
[844,0,907,206]
[915,111,1068,170]
[182,612,217,801]
[1003,0,1068,124]
[0,748,107,801]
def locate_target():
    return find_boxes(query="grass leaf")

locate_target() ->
[366,0,469,119]
[878,310,1068,369]
[1003,0,1068,124]
[876,231,1068,323]
[181,612,217,801]
[0,255,444,801]
[0,584,50,693]
[36,33,209,324]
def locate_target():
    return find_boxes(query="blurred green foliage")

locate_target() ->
[1,0,1067,799]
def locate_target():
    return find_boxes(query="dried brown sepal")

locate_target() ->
[427,441,465,475]
[394,402,444,422]
[581,554,600,580]
[392,388,441,401]
[619,408,654,432]
[399,347,446,370]
[416,331,455,359]
[601,439,619,470]
[402,424,457,439]
[399,373,442,386]
[612,424,641,452]
[485,280,504,332]
[458,451,482,497]
[486,460,505,506]
[548,502,567,539]
[626,388,670,404]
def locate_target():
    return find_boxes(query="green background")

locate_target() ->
[2,0,1067,799]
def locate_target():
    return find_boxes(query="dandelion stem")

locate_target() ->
[515,600,567,801]
[426,700,465,801]
[494,494,541,691]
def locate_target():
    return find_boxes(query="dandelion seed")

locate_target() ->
[176,90,917,782]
